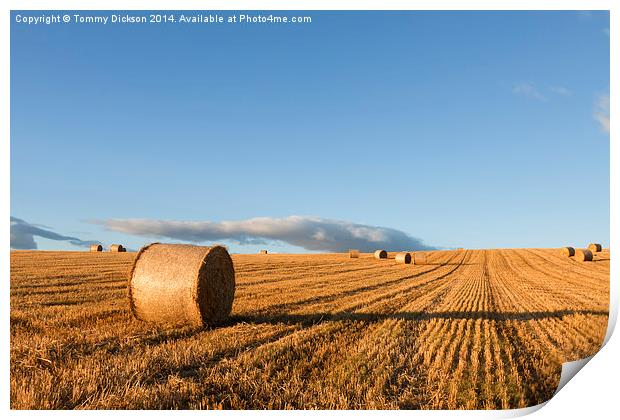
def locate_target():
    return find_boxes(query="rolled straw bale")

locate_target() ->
[395,252,411,264]
[588,243,602,253]
[109,244,126,252]
[575,249,593,262]
[259,250,268,254]
[349,249,360,258]
[560,247,575,257]
[374,250,388,259]
[128,243,235,327]
[413,252,427,265]
[90,244,102,252]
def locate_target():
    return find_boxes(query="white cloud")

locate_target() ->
[594,94,610,134]
[512,82,546,101]
[512,83,574,101]
[94,215,433,252]
[549,86,572,97]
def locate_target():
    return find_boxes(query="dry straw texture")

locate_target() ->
[575,249,594,262]
[89,244,102,252]
[413,252,427,265]
[395,252,411,264]
[349,249,360,258]
[588,243,602,253]
[109,244,126,253]
[128,243,235,327]
[374,250,388,259]
[9,248,610,409]
[560,247,575,257]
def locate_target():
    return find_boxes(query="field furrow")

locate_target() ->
[10,248,609,409]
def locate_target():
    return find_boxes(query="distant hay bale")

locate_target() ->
[90,244,102,252]
[575,249,593,262]
[395,252,411,264]
[560,247,575,257]
[109,244,126,252]
[349,249,360,258]
[374,250,387,259]
[413,252,427,265]
[259,250,268,254]
[128,243,235,327]
[588,243,602,253]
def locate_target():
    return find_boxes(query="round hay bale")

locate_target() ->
[349,249,360,258]
[560,247,575,257]
[128,243,235,327]
[374,250,387,259]
[588,243,602,253]
[90,244,102,252]
[109,244,126,252]
[575,249,593,262]
[413,252,427,265]
[395,252,411,264]
[259,250,268,254]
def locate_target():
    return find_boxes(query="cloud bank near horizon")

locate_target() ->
[10,217,100,250]
[95,216,433,252]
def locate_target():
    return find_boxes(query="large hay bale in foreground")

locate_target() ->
[395,252,411,264]
[128,243,235,327]
[90,244,102,252]
[413,252,427,265]
[575,249,593,262]
[374,250,387,259]
[109,244,126,252]
[588,243,602,253]
[560,247,575,257]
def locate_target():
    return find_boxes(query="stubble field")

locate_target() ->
[10,248,609,409]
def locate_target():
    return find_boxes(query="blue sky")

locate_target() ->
[10,11,610,252]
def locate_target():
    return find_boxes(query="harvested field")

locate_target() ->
[10,248,609,409]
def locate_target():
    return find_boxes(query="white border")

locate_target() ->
[2,1,616,419]
[0,0,616,11]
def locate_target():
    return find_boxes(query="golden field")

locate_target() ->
[10,248,609,409]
